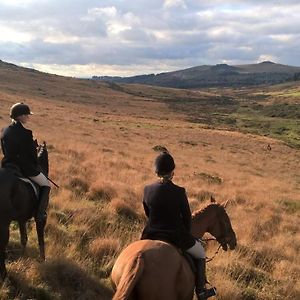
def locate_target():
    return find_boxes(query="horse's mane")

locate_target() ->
[192,203,223,221]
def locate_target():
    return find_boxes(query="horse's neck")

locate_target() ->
[37,148,49,177]
[191,209,214,239]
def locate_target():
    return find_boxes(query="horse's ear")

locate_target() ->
[210,195,216,203]
[221,200,229,208]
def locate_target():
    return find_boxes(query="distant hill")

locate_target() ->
[0,59,139,107]
[92,61,300,88]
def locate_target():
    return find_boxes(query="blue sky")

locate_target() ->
[0,0,299,77]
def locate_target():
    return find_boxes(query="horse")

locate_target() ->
[0,142,49,280]
[111,202,237,300]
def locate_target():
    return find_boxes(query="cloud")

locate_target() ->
[0,0,299,76]
[164,0,187,9]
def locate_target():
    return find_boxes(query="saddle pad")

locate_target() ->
[19,178,39,197]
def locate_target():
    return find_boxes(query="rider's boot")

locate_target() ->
[36,186,51,223]
[195,258,217,300]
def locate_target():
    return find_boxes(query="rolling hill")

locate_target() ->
[0,59,299,299]
[93,61,300,88]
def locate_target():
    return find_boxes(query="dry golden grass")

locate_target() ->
[88,238,120,260]
[0,65,299,299]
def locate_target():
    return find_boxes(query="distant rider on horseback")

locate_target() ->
[0,102,51,225]
[141,152,216,300]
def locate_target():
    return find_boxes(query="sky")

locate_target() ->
[0,0,300,77]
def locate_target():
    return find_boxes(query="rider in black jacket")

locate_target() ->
[1,103,51,225]
[141,152,216,300]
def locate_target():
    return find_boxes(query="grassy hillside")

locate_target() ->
[116,82,300,149]
[0,64,299,299]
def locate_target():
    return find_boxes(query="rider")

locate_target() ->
[141,152,216,300]
[0,102,51,225]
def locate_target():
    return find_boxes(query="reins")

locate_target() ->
[202,237,216,242]
[206,244,222,263]
[201,237,222,263]
[202,234,223,263]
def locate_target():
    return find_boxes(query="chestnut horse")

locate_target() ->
[0,142,49,280]
[111,203,237,300]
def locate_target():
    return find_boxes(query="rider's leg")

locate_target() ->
[29,173,51,222]
[186,240,216,300]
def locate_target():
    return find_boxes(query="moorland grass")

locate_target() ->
[0,67,299,299]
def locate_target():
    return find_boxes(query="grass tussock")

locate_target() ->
[278,199,300,214]
[110,198,140,221]
[229,262,273,289]
[87,181,117,202]
[39,259,113,300]
[88,238,120,260]
[237,244,283,273]
[251,214,282,241]
[194,172,223,184]
[67,177,89,196]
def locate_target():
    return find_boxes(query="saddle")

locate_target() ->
[148,236,198,274]
[3,163,39,198]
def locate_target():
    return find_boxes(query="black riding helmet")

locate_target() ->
[10,103,33,119]
[155,152,175,176]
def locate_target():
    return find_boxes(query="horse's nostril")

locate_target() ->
[222,244,228,251]
[230,242,237,250]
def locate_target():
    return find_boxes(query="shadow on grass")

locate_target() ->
[3,271,52,300]
[39,258,113,300]
[6,240,40,262]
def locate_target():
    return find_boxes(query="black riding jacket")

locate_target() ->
[1,121,39,177]
[141,180,195,250]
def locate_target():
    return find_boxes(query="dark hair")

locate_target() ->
[10,103,33,119]
[155,152,175,176]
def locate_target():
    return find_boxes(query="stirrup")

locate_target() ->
[197,287,217,299]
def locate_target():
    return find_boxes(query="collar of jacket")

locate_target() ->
[12,120,25,128]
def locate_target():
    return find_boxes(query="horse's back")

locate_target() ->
[112,240,194,300]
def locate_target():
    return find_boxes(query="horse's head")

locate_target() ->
[37,141,49,177]
[206,203,237,251]
[192,202,237,251]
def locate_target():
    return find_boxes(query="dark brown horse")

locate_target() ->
[0,142,49,280]
[111,202,237,300]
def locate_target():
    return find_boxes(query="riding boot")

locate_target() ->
[195,258,217,300]
[36,186,51,223]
